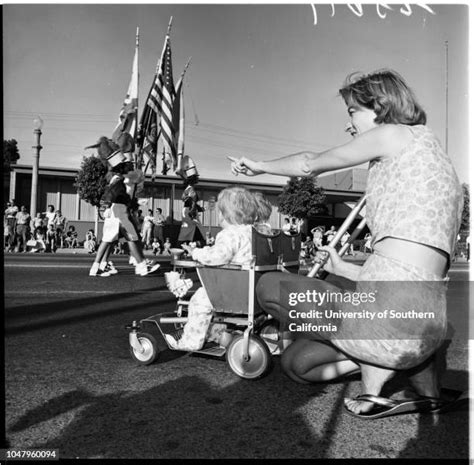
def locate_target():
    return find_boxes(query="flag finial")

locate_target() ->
[167,16,173,37]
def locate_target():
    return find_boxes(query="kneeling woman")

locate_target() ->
[229,69,463,416]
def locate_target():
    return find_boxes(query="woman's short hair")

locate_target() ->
[339,69,426,125]
[217,187,257,225]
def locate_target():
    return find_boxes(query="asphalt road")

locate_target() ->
[4,253,471,460]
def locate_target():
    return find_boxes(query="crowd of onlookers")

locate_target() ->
[298,223,363,261]
[3,200,96,254]
[5,200,470,262]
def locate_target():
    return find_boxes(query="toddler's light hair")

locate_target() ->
[253,192,272,223]
[217,187,257,225]
[339,69,426,125]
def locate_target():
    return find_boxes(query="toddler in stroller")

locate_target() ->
[164,186,258,351]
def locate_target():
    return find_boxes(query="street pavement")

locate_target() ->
[3,252,471,460]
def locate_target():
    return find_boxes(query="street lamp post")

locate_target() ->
[30,116,43,218]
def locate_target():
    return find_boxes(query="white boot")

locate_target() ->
[135,260,160,276]
[89,262,100,276]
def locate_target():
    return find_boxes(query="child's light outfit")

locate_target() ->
[162,241,171,255]
[84,234,97,253]
[32,232,46,252]
[151,241,161,255]
[166,224,253,351]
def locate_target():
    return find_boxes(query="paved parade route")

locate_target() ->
[4,253,470,460]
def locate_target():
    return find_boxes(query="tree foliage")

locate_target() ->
[278,176,327,219]
[74,155,108,208]
[4,139,20,171]
[461,183,470,232]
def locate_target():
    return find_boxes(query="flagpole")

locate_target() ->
[179,57,192,80]
[136,27,139,140]
[444,40,448,154]
[134,26,140,170]
[131,26,141,201]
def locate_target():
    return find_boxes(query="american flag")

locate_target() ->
[137,34,177,175]
[151,35,176,174]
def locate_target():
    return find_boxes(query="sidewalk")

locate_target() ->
[54,246,172,260]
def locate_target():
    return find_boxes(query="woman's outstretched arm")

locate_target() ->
[229,124,401,178]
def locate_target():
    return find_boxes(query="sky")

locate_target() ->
[3,2,470,185]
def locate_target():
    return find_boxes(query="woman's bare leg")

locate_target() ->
[128,240,145,263]
[281,338,397,414]
[281,339,360,384]
[406,354,440,398]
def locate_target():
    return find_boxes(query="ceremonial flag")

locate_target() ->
[173,78,185,177]
[112,28,139,143]
[151,34,176,173]
[137,105,158,173]
[173,65,188,178]
[137,27,176,175]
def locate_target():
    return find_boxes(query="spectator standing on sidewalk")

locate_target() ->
[341,230,354,255]
[153,208,166,247]
[46,224,57,252]
[364,232,372,254]
[53,210,68,248]
[15,206,31,252]
[311,226,324,250]
[4,200,18,252]
[141,209,155,249]
[13,206,29,252]
[31,212,44,232]
[324,225,337,245]
[43,205,57,229]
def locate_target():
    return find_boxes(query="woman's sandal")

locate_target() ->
[344,394,435,420]
[344,388,469,420]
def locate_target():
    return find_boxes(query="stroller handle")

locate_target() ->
[307,195,367,278]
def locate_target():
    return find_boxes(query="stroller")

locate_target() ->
[126,196,366,379]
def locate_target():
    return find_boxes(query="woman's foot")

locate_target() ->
[344,363,395,415]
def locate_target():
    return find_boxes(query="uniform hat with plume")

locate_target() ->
[85,137,119,161]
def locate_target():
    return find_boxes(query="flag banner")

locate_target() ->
[138,104,158,173]
[151,36,176,173]
[112,36,139,144]
[173,75,185,178]
[137,31,178,176]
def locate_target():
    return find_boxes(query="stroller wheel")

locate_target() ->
[130,332,158,365]
[226,334,271,379]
